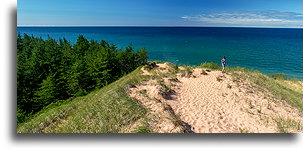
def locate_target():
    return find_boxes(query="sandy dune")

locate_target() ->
[129,64,302,133]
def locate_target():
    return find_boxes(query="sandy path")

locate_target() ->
[130,64,301,133]
[164,68,301,133]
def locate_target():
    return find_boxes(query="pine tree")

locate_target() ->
[17,34,148,123]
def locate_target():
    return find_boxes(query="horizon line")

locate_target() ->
[17,25,302,29]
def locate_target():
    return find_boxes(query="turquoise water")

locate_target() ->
[17,27,302,79]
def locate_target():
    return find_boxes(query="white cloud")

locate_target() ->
[181,10,302,28]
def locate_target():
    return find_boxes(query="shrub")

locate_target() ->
[74,89,88,97]
[271,73,288,80]
[200,62,221,70]
[17,108,30,124]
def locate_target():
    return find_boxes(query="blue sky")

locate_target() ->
[18,0,302,28]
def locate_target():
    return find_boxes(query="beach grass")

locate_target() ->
[200,62,222,70]
[133,118,152,133]
[274,117,302,133]
[228,67,302,111]
[199,62,302,111]
[17,67,151,133]
[17,62,302,133]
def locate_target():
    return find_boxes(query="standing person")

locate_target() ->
[221,56,226,73]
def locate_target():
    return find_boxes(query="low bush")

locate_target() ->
[200,62,221,70]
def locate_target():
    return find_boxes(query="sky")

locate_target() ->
[17,0,302,28]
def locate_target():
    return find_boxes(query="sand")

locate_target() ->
[129,64,302,133]
[128,80,184,133]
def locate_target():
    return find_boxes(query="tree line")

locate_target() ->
[17,33,148,123]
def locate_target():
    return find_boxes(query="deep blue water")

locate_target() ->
[17,27,302,79]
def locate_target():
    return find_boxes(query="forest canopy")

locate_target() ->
[17,34,148,123]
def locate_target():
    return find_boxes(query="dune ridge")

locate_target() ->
[129,63,302,133]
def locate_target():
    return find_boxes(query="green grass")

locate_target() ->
[133,118,152,133]
[270,73,289,80]
[17,67,151,133]
[159,84,173,97]
[134,125,152,133]
[179,66,193,78]
[274,117,302,133]
[200,62,221,70]
[139,89,148,97]
[17,62,302,133]
[228,68,302,111]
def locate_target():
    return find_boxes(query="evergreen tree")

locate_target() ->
[17,34,148,123]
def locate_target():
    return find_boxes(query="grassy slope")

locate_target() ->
[199,62,302,111]
[200,63,302,133]
[18,62,302,133]
[18,67,151,133]
[245,72,302,111]
[230,69,302,112]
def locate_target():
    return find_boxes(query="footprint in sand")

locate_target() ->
[134,67,302,133]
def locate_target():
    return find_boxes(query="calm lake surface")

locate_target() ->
[17,27,302,79]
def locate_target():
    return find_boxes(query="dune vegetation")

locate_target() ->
[17,35,302,133]
[17,34,147,124]
[18,68,151,133]
[136,62,302,133]
[18,61,302,133]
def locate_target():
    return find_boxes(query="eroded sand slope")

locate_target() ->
[129,63,302,133]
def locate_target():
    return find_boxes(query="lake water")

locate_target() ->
[17,27,302,79]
